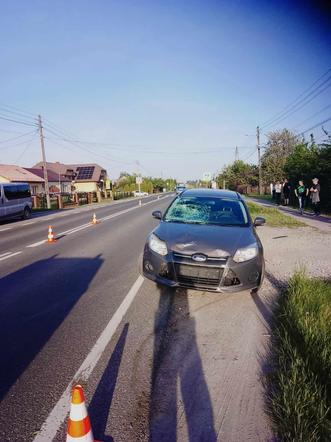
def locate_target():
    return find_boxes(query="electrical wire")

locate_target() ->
[292,103,331,131]
[0,114,37,127]
[0,130,38,150]
[0,103,37,119]
[299,116,331,135]
[260,68,331,128]
[261,78,331,130]
[14,134,37,163]
[0,130,37,144]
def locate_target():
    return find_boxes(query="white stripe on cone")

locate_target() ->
[68,403,88,422]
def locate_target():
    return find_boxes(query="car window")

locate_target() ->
[164,196,248,226]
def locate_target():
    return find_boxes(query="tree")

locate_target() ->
[217,160,259,190]
[261,129,299,184]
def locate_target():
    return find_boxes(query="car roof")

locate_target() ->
[180,188,242,199]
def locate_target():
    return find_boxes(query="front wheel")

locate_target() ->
[22,206,31,219]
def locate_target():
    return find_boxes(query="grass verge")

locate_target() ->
[266,273,331,441]
[247,201,305,227]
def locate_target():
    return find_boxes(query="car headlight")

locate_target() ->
[149,233,168,256]
[233,243,258,263]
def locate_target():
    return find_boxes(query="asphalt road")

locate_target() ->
[0,193,272,441]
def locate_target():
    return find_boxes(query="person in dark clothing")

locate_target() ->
[310,178,321,216]
[282,179,291,206]
[294,180,309,215]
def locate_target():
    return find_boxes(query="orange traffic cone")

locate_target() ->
[47,225,56,243]
[66,385,99,441]
[92,213,99,225]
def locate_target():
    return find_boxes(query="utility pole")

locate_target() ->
[235,145,239,162]
[38,115,51,209]
[256,125,262,195]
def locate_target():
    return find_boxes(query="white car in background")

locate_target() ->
[133,191,148,197]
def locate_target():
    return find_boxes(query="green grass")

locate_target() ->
[247,201,305,227]
[248,194,273,201]
[266,273,331,441]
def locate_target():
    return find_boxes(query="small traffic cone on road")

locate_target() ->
[66,384,100,441]
[47,225,56,243]
[91,213,100,225]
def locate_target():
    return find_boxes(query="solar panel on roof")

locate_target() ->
[76,166,95,180]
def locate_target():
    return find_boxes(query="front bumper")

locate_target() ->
[142,246,264,293]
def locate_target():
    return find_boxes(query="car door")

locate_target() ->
[0,185,6,219]
[3,185,19,216]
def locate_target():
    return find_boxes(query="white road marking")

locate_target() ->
[26,240,46,248]
[33,275,144,442]
[0,227,12,232]
[0,252,11,258]
[0,251,22,261]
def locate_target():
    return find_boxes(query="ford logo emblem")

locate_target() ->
[192,253,207,262]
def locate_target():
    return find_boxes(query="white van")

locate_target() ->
[0,183,32,221]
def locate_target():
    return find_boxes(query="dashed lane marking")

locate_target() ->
[33,275,144,442]
[0,252,11,258]
[0,227,13,232]
[0,251,22,261]
[26,240,46,248]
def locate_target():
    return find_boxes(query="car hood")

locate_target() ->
[154,221,256,257]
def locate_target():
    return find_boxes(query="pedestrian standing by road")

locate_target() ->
[270,182,275,199]
[282,179,291,206]
[295,180,309,215]
[310,178,321,216]
[274,181,282,205]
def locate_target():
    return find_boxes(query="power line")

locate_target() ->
[0,130,38,150]
[299,116,331,135]
[260,67,331,128]
[292,103,331,130]
[0,130,36,144]
[0,103,37,119]
[261,76,331,130]
[0,114,37,127]
[14,134,37,164]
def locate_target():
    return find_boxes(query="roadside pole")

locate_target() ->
[257,125,262,195]
[38,115,51,209]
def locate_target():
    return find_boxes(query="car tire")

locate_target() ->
[22,206,31,220]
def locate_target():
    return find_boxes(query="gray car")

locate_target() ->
[142,188,265,293]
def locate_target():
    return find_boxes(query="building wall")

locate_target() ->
[30,183,44,195]
[75,182,98,192]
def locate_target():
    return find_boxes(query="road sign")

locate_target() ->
[202,172,212,181]
[136,176,143,184]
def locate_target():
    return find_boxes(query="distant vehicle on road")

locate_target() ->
[133,191,148,197]
[0,183,32,221]
[142,188,265,293]
[176,183,186,194]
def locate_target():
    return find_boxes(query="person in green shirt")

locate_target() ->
[294,180,309,215]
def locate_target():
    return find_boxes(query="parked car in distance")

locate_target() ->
[142,188,265,293]
[0,183,32,221]
[133,191,148,197]
[176,183,186,194]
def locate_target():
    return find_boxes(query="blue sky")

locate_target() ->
[1,0,330,181]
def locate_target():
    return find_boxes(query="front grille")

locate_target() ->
[175,264,223,288]
[173,252,228,263]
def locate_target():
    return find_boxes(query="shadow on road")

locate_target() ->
[89,323,129,442]
[149,285,216,442]
[0,254,103,401]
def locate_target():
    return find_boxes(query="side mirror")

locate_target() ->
[152,210,162,220]
[254,216,266,227]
